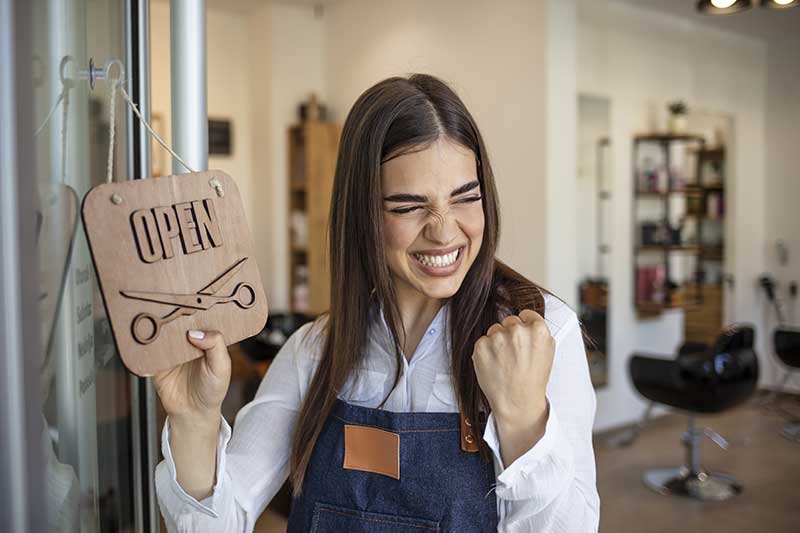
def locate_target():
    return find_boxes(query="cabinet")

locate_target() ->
[632,133,726,342]
[287,119,341,315]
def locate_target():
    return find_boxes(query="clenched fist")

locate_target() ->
[472,309,555,463]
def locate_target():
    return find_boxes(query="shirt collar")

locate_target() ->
[369,299,451,355]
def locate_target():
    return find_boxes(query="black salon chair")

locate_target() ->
[774,328,800,442]
[629,325,759,501]
[238,311,314,362]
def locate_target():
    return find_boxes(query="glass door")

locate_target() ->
[27,1,154,531]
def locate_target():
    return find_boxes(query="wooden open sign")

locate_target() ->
[82,170,268,376]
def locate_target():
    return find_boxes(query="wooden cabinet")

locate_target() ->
[287,119,341,315]
[632,133,727,342]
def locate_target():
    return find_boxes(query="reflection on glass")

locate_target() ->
[31,0,136,531]
[577,94,611,388]
[36,182,79,355]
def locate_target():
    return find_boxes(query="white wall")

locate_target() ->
[151,1,326,309]
[151,2,254,217]
[577,0,770,431]
[764,37,800,391]
[545,0,579,307]
[247,1,327,310]
[323,0,550,287]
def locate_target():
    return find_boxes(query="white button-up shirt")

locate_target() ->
[155,293,600,532]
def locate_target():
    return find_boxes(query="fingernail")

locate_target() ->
[188,330,205,340]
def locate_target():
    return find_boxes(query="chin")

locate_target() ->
[419,283,461,299]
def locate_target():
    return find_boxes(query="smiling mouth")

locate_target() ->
[410,246,464,269]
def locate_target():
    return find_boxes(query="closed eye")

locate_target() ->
[389,206,423,214]
[455,195,482,204]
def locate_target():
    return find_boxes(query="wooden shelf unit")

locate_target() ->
[632,133,727,340]
[287,119,341,315]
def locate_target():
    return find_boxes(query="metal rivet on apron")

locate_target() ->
[464,434,474,444]
[464,417,472,427]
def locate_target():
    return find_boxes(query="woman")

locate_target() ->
[154,74,599,532]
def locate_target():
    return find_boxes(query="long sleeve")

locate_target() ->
[154,320,322,532]
[483,310,600,532]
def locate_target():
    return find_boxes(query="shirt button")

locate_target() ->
[428,328,436,335]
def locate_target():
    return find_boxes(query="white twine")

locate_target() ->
[40,58,197,185]
[105,75,119,183]
[60,88,69,183]
[36,57,74,184]
[33,90,65,138]
[118,84,197,174]
[104,59,197,183]
[34,84,71,183]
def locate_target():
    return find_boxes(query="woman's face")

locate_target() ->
[381,136,485,302]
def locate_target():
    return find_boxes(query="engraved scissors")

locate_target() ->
[121,257,256,345]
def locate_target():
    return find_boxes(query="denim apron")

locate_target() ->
[286,399,498,532]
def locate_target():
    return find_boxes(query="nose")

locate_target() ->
[423,207,459,245]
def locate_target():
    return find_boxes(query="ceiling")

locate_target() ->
[182,0,799,44]
[615,0,800,44]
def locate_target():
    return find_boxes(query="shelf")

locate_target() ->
[636,244,698,252]
[636,301,703,318]
[635,244,724,254]
[689,146,725,159]
[634,132,705,143]
[635,185,723,196]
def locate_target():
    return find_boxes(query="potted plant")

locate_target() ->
[667,100,688,134]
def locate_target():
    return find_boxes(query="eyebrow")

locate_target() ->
[383,180,480,203]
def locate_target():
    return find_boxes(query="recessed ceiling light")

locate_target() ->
[760,0,799,9]
[697,0,753,14]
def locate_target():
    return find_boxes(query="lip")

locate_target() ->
[411,244,465,256]
[409,246,465,277]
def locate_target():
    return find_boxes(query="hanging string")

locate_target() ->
[105,73,120,184]
[118,84,197,174]
[36,58,196,184]
[34,58,73,183]
[104,60,197,183]
[33,91,65,138]
[60,86,70,183]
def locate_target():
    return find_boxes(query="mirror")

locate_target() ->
[577,94,611,388]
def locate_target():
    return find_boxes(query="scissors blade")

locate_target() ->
[198,257,248,296]
[120,290,214,310]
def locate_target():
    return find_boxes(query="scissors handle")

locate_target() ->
[131,312,161,345]
[131,309,191,344]
[231,283,257,309]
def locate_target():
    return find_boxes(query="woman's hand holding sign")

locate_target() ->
[153,330,232,501]
[472,309,556,466]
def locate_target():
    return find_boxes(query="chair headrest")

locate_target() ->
[711,324,755,353]
[775,328,800,355]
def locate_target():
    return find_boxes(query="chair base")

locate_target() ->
[643,467,742,501]
[781,421,800,443]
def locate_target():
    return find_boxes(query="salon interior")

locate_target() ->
[2,0,800,531]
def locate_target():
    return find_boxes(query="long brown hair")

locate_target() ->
[289,74,550,494]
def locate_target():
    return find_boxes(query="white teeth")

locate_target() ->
[414,248,461,267]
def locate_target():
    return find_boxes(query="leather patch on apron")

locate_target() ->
[343,424,400,479]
